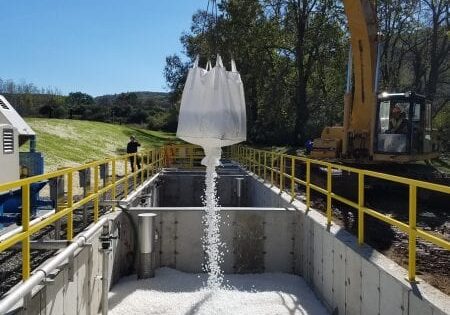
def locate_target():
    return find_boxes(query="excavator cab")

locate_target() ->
[374,92,436,161]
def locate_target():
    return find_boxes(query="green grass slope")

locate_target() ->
[25,118,178,171]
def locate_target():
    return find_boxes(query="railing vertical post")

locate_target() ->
[408,185,417,281]
[253,150,256,174]
[21,184,30,280]
[264,152,267,181]
[94,165,99,222]
[271,152,274,185]
[280,154,284,192]
[291,157,295,201]
[67,171,73,240]
[258,151,261,176]
[140,153,144,184]
[145,151,152,178]
[358,172,365,244]
[151,150,155,175]
[124,157,129,198]
[190,147,194,168]
[112,159,116,211]
[306,160,311,210]
[133,153,137,190]
[326,164,332,225]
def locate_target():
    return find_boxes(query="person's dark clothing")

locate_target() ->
[127,140,141,172]
[127,141,141,154]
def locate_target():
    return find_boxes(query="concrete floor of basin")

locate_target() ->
[108,268,329,315]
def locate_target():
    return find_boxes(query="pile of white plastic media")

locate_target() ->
[176,55,246,288]
[108,268,329,315]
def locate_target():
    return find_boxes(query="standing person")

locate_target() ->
[127,135,141,172]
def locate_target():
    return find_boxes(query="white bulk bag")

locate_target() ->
[176,55,247,150]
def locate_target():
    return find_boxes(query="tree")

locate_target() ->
[65,92,95,119]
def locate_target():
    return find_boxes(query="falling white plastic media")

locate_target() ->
[176,55,247,289]
[201,147,224,289]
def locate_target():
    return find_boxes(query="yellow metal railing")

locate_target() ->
[0,147,165,281]
[231,145,450,282]
[2,143,448,285]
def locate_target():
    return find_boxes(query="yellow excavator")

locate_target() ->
[311,0,439,163]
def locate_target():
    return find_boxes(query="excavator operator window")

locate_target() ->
[376,100,410,153]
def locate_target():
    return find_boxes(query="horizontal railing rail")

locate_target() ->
[231,145,450,282]
[1,142,447,291]
[0,147,165,282]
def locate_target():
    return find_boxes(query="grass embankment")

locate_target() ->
[24,118,178,171]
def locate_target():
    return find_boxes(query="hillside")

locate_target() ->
[95,91,171,109]
[24,118,179,171]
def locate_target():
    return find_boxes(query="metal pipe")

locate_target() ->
[128,207,295,211]
[123,174,159,204]
[236,178,244,207]
[102,248,110,315]
[137,213,157,279]
[12,240,71,250]
[100,224,111,315]
[0,216,109,314]
[0,210,56,242]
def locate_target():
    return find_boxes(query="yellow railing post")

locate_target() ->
[306,161,311,210]
[253,149,256,173]
[112,159,117,211]
[263,151,267,181]
[271,152,274,185]
[145,151,152,178]
[140,153,144,184]
[133,153,137,190]
[326,164,332,225]
[280,154,284,192]
[21,184,30,280]
[94,165,99,222]
[291,157,295,201]
[67,171,73,240]
[258,151,261,176]
[124,157,129,198]
[408,185,417,281]
[358,172,364,244]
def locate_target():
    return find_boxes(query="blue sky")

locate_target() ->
[0,0,203,96]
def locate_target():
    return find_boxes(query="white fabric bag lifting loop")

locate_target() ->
[177,54,247,151]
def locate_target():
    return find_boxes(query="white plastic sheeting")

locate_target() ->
[176,55,246,151]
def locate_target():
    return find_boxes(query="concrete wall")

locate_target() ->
[246,172,450,315]
[13,211,133,315]
[128,208,297,275]
[158,172,250,207]
[15,168,449,315]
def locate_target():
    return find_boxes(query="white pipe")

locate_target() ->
[0,210,56,242]
[0,216,109,314]
[123,174,159,204]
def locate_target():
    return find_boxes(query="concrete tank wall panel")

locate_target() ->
[175,211,204,273]
[322,230,334,310]
[233,212,265,273]
[263,211,295,273]
[332,237,347,315]
[158,211,177,268]
[312,222,324,296]
[345,247,363,315]
[361,258,380,315]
